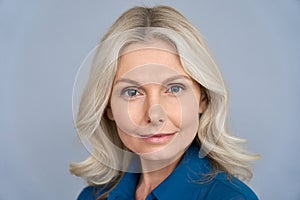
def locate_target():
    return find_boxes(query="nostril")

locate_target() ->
[148,104,166,124]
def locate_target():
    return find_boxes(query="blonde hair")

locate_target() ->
[70,5,259,191]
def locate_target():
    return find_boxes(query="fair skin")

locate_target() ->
[107,40,207,199]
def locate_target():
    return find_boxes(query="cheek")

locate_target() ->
[180,112,199,143]
[162,97,182,126]
[179,91,200,134]
[127,99,146,125]
[110,96,135,134]
[117,128,133,149]
[111,96,149,136]
[117,127,148,153]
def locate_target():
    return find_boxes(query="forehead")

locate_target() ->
[115,41,189,82]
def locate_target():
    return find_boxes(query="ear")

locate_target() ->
[199,92,208,114]
[106,106,114,120]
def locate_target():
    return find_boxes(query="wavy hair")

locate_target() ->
[70,5,259,196]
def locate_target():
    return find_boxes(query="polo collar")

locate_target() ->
[108,143,211,200]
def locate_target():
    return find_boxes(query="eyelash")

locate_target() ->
[166,85,185,94]
[121,84,185,98]
[121,88,142,98]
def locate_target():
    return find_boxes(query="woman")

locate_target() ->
[70,5,260,200]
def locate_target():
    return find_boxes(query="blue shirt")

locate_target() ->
[77,143,259,200]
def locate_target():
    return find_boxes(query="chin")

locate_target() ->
[138,145,184,162]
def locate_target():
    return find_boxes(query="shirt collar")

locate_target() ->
[108,142,211,200]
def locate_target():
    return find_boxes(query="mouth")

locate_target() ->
[140,132,176,144]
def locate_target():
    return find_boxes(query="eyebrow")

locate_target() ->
[115,74,192,86]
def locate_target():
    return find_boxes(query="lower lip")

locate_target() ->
[142,133,176,144]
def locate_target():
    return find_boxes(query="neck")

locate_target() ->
[135,154,183,200]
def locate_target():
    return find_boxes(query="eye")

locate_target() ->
[167,85,184,94]
[122,88,141,97]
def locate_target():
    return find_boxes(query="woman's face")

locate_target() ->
[107,40,206,161]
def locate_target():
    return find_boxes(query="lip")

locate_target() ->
[141,132,176,144]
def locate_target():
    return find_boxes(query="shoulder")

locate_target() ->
[204,172,259,200]
[77,185,107,200]
[185,144,259,199]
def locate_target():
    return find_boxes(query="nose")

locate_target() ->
[147,104,166,125]
[143,85,167,125]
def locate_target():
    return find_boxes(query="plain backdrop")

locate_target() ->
[1,0,299,199]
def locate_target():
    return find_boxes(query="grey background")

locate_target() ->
[1,0,299,199]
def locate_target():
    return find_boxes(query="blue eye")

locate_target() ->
[122,88,140,97]
[167,85,184,94]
